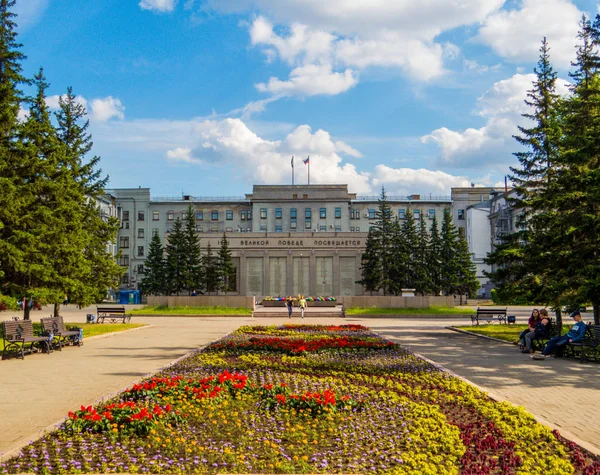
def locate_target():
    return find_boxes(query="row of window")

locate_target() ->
[122,207,446,223]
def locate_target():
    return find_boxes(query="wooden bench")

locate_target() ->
[40,316,82,350]
[564,324,600,363]
[471,307,507,325]
[530,318,559,353]
[2,319,51,360]
[96,306,131,324]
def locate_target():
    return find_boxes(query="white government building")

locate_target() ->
[105,184,510,298]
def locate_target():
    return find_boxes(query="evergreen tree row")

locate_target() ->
[140,206,236,296]
[357,188,479,298]
[0,1,122,318]
[485,17,600,326]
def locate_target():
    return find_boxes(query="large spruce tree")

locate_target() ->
[427,215,442,295]
[164,219,187,295]
[440,208,460,296]
[357,228,382,294]
[203,243,219,295]
[217,233,235,295]
[140,232,165,295]
[183,205,203,294]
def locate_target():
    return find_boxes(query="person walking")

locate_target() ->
[532,310,587,360]
[286,296,293,319]
[299,295,307,319]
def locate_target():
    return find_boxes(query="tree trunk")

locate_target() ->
[554,307,563,335]
[53,303,60,317]
[23,304,30,321]
[593,300,599,325]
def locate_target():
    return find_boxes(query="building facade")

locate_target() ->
[107,185,453,296]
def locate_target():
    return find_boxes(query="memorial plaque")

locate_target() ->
[315,257,333,296]
[246,258,263,296]
[269,257,287,297]
[339,257,356,296]
[292,257,310,296]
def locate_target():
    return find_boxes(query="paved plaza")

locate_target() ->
[1,306,599,463]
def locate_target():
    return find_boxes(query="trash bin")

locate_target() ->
[507,315,516,324]
[86,314,96,323]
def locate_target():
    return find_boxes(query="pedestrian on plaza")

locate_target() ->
[532,310,587,360]
[299,295,307,319]
[286,296,293,319]
[191,289,197,296]
[519,308,540,348]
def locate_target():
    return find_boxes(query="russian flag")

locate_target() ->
[303,156,309,165]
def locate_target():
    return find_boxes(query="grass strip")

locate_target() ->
[454,324,569,343]
[0,322,146,351]
[131,305,252,315]
[346,306,475,315]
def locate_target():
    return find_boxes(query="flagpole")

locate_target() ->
[291,156,294,185]
[308,156,310,185]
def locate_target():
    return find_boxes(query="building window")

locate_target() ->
[354,209,360,220]
[211,227,218,233]
[167,211,174,221]
[125,221,130,229]
[305,208,311,220]
[246,226,251,232]
[260,208,267,219]
[211,210,218,220]
[260,225,267,232]
[414,209,421,220]
[119,255,129,266]
[196,226,203,232]
[350,209,355,220]
[226,227,233,232]
[247,209,252,220]
[122,273,129,285]
[335,207,342,218]
[335,226,342,232]
[137,264,144,274]
[137,229,144,238]
[320,208,327,219]
[241,210,246,221]
[303,194,308,199]
[305,220,312,229]
[122,211,129,221]
[152,211,159,221]
[290,220,297,229]
[137,246,144,257]
[119,237,129,248]
[293,194,298,199]
[356,226,360,232]
[275,208,282,219]
[137,211,145,221]
[458,209,465,220]
[290,208,297,219]
[398,209,406,219]
[350,226,355,232]
[368,209,376,219]
[275,225,282,232]
[319,225,326,232]
[428,209,435,220]
[226,210,233,220]
[196,211,203,221]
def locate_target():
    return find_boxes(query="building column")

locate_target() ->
[263,252,269,297]
[309,251,317,296]
[333,252,340,296]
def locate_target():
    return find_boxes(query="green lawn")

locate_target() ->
[0,322,146,351]
[346,306,475,315]
[454,324,569,343]
[131,305,252,315]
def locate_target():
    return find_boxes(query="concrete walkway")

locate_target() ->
[1,308,599,462]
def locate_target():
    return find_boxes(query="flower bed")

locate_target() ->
[2,324,599,474]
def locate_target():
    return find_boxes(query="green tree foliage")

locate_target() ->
[427,215,442,295]
[439,208,460,296]
[164,219,187,295]
[140,232,165,295]
[414,216,432,295]
[455,232,480,301]
[372,187,394,294]
[203,243,219,295]
[217,233,235,294]
[357,228,382,294]
[183,205,203,294]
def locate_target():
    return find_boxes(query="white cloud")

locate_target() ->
[256,64,358,97]
[372,165,472,195]
[46,94,89,111]
[90,97,125,122]
[17,108,30,122]
[139,0,176,12]
[422,73,571,166]
[13,0,49,31]
[166,147,202,164]
[478,0,581,66]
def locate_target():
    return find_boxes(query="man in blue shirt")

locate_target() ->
[532,310,587,360]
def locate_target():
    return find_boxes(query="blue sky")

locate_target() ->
[15,0,598,197]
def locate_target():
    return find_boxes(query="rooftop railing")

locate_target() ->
[151,196,249,202]
[354,195,452,201]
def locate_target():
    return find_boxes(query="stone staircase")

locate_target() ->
[252,305,345,318]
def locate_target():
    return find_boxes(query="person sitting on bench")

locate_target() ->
[519,308,540,348]
[521,312,550,354]
[532,310,586,360]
